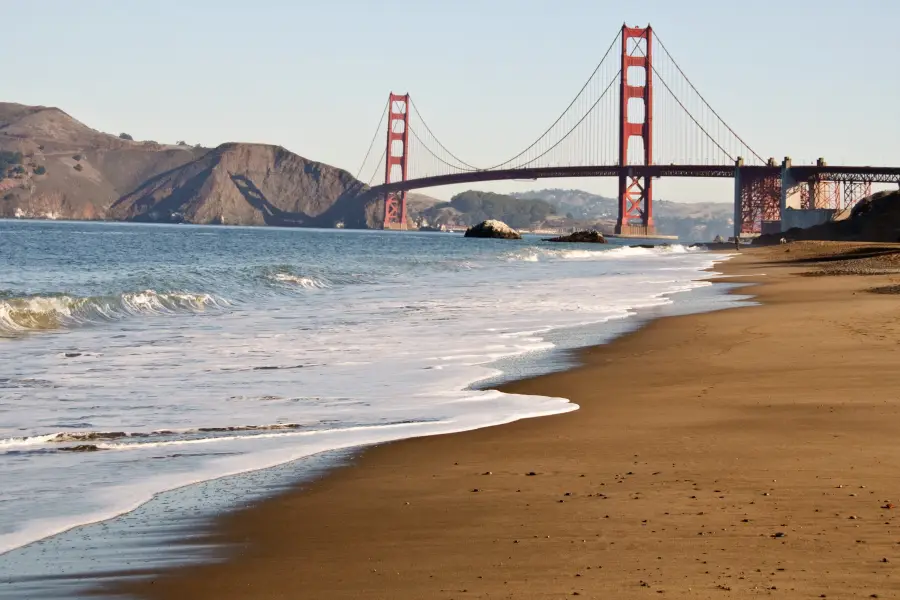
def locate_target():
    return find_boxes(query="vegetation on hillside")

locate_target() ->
[423,191,556,229]
[0,150,23,170]
[511,189,734,242]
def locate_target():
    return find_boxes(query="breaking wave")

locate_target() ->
[0,290,228,336]
[502,243,696,262]
[0,426,298,451]
[0,421,439,454]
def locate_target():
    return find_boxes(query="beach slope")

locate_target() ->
[112,242,900,599]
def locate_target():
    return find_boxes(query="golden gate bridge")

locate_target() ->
[356,24,900,238]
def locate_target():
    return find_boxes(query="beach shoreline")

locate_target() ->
[100,242,900,599]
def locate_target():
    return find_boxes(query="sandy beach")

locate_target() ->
[109,242,900,599]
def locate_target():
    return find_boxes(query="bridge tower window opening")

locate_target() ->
[626,66,646,87]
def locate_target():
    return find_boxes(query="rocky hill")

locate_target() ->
[0,103,209,219]
[0,102,376,226]
[108,143,370,227]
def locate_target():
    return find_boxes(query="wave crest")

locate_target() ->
[0,422,438,454]
[503,243,696,262]
[0,290,227,336]
[270,273,331,289]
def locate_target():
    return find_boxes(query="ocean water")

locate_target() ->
[0,220,736,595]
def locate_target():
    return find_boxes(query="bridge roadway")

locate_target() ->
[370,164,900,195]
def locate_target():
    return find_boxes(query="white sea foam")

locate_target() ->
[0,228,733,561]
[503,243,697,263]
[0,434,62,450]
[0,392,575,556]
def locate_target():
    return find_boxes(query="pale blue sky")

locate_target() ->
[6,0,898,202]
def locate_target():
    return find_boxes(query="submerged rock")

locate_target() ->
[464,220,522,240]
[59,444,104,452]
[544,230,607,244]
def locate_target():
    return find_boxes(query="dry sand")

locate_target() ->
[109,242,900,599]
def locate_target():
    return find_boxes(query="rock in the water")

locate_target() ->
[59,444,103,452]
[464,220,522,240]
[544,230,607,244]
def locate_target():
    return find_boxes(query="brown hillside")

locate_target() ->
[109,143,374,227]
[0,102,381,227]
[0,102,207,219]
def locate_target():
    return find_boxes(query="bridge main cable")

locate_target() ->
[652,32,765,164]
[506,71,620,170]
[479,29,621,171]
[356,99,389,180]
[408,98,481,172]
[399,29,622,176]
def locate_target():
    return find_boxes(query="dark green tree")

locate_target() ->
[0,151,23,169]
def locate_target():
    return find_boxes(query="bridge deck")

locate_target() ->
[371,165,900,195]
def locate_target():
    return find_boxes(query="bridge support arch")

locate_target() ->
[735,157,781,236]
[615,24,655,237]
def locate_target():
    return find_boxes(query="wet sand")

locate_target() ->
[110,242,900,599]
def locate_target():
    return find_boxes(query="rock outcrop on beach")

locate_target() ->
[0,101,379,227]
[544,230,607,243]
[755,191,900,245]
[464,220,522,240]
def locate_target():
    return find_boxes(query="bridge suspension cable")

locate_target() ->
[356,24,767,187]
[355,99,389,180]
[653,32,765,164]
[408,98,480,171]
[509,71,620,170]
[635,34,765,166]
[365,147,387,187]
[643,51,734,162]
[479,30,621,171]
[365,29,624,181]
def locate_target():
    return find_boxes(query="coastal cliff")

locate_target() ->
[0,103,208,220]
[108,143,372,227]
[0,102,377,227]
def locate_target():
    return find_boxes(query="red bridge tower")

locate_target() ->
[383,93,410,230]
[616,24,655,236]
